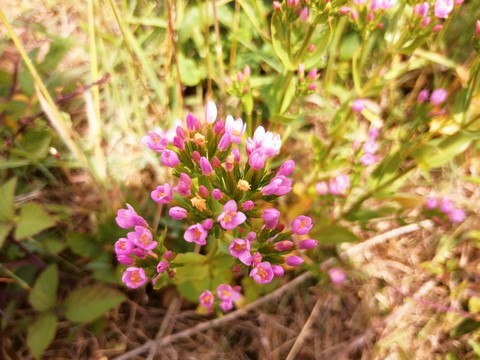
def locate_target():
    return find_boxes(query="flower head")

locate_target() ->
[250,261,274,284]
[122,267,147,288]
[229,238,252,265]
[116,204,148,229]
[184,223,208,245]
[127,226,157,251]
[217,200,246,230]
[151,184,173,204]
[199,290,214,310]
[291,216,313,235]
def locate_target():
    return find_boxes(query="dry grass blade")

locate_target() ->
[112,271,313,360]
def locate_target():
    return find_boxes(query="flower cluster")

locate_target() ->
[297,64,319,94]
[273,0,309,23]
[226,66,251,97]
[199,284,242,313]
[114,205,176,288]
[315,174,351,197]
[114,101,317,307]
[424,196,466,224]
[417,87,448,106]
[355,128,381,167]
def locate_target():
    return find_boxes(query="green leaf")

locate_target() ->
[302,21,332,68]
[178,55,205,87]
[66,232,102,258]
[0,223,12,248]
[270,12,295,70]
[14,202,56,240]
[451,319,480,337]
[27,313,57,359]
[0,178,17,221]
[371,151,402,185]
[29,264,58,312]
[315,225,358,245]
[63,284,126,323]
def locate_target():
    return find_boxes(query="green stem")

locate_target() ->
[0,263,31,290]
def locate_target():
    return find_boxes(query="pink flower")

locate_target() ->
[430,88,448,105]
[151,183,173,204]
[217,200,246,230]
[271,265,284,277]
[192,151,201,162]
[425,197,438,209]
[229,238,252,265]
[114,238,134,255]
[246,232,257,242]
[219,300,233,312]
[212,189,222,200]
[242,200,254,211]
[157,260,169,273]
[329,174,350,195]
[200,157,213,176]
[116,204,148,229]
[277,160,295,177]
[199,290,214,310]
[249,261,274,284]
[362,139,378,154]
[169,206,187,220]
[203,218,214,230]
[161,150,180,167]
[249,149,267,170]
[141,129,169,152]
[448,208,466,223]
[298,239,318,250]
[414,2,429,17]
[205,101,217,124]
[315,181,328,195]
[274,240,294,251]
[434,0,453,18]
[128,226,157,251]
[213,119,225,134]
[360,153,379,166]
[262,175,292,196]
[328,268,346,285]
[217,284,241,302]
[218,132,232,151]
[417,89,430,103]
[117,254,134,266]
[246,126,281,157]
[285,255,304,266]
[352,98,365,113]
[177,173,192,196]
[299,7,309,21]
[122,267,147,288]
[225,115,246,143]
[291,215,313,235]
[262,208,281,229]
[439,197,454,214]
[186,113,201,131]
[184,223,208,245]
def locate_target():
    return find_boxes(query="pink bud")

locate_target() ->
[417,89,430,104]
[246,232,257,242]
[212,188,222,200]
[273,1,281,11]
[198,185,209,198]
[272,265,284,277]
[350,10,359,20]
[298,239,318,250]
[186,113,200,131]
[315,181,328,195]
[163,250,174,260]
[212,156,221,168]
[328,267,346,285]
[476,20,480,37]
[285,255,304,266]
[307,69,318,80]
[352,98,365,113]
[243,65,251,77]
[203,218,214,230]
[242,200,255,211]
[237,71,244,82]
[192,151,201,162]
[169,206,188,220]
[298,63,305,77]
[200,157,213,176]
[430,88,447,105]
[299,7,309,21]
[205,101,217,124]
[277,160,295,177]
[421,17,431,27]
[274,240,294,251]
[157,260,169,273]
[433,24,443,32]
[339,5,351,14]
[307,44,316,53]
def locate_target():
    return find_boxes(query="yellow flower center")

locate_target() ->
[237,179,251,192]
[190,195,207,211]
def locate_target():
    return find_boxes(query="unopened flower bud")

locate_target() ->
[298,239,318,250]
[285,255,304,266]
